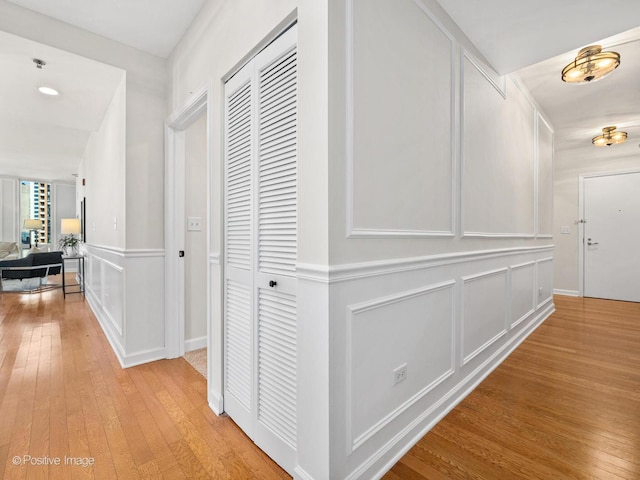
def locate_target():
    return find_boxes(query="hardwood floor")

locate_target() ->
[0,276,289,480]
[1,284,638,479]
[385,295,640,480]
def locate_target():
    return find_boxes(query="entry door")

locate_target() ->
[223,25,298,474]
[583,171,640,302]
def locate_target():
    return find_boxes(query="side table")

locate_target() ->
[62,255,85,298]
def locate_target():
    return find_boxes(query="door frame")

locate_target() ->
[165,82,223,414]
[578,168,640,297]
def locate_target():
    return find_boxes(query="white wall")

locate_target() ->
[167,0,555,478]
[78,76,127,248]
[554,144,639,294]
[184,113,207,348]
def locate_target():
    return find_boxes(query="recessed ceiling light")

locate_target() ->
[38,86,59,96]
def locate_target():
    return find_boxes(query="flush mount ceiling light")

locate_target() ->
[592,126,627,146]
[38,86,59,96]
[561,45,620,83]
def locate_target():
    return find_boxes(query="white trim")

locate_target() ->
[461,49,507,98]
[297,245,553,284]
[461,232,536,239]
[83,244,164,258]
[185,336,207,352]
[208,391,224,416]
[461,267,509,365]
[345,0,457,238]
[209,253,221,265]
[165,83,210,361]
[554,289,579,297]
[509,261,536,330]
[346,281,456,453]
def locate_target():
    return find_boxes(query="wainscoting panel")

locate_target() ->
[84,244,165,368]
[537,257,554,308]
[322,245,555,480]
[461,268,508,365]
[510,261,536,329]
[347,281,455,452]
[102,259,125,336]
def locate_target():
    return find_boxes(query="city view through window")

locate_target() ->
[20,181,52,247]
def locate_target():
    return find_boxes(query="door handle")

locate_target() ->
[587,238,599,246]
[269,280,277,288]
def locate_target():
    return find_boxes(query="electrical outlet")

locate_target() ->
[393,363,407,385]
[187,216,202,231]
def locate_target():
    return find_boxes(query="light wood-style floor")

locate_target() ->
[1,282,638,479]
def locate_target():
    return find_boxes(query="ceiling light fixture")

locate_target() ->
[561,45,620,83]
[592,126,627,146]
[38,86,59,96]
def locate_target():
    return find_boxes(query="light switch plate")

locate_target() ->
[560,226,571,234]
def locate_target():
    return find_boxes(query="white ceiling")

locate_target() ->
[0,1,638,183]
[437,0,640,75]
[6,0,206,58]
[0,30,124,182]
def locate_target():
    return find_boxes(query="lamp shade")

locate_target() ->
[61,218,81,235]
[24,219,43,230]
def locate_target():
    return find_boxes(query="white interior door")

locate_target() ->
[583,171,640,302]
[223,24,298,474]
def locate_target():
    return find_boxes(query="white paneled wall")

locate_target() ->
[84,244,165,367]
[317,246,554,479]
[348,0,455,237]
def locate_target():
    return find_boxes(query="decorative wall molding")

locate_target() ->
[509,260,536,330]
[297,245,553,284]
[461,268,508,365]
[346,281,455,453]
[461,50,507,98]
[354,300,554,480]
[345,0,456,238]
[460,57,538,239]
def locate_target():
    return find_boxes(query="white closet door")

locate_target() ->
[223,61,255,433]
[223,24,298,475]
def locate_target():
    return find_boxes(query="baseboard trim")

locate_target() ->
[208,390,224,416]
[554,289,579,297]
[185,336,207,352]
[86,286,166,369]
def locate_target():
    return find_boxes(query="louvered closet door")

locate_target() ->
[223,24,298,475]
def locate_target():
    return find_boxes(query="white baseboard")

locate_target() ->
[86,286,166,369]
[185,336,207,352]
[208,389,224,416]
[554,289,579,297]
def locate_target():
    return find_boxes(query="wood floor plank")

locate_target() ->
[385,296,640,479]
[2,282,638,480]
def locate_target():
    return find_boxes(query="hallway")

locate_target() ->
[1,287,638,479]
